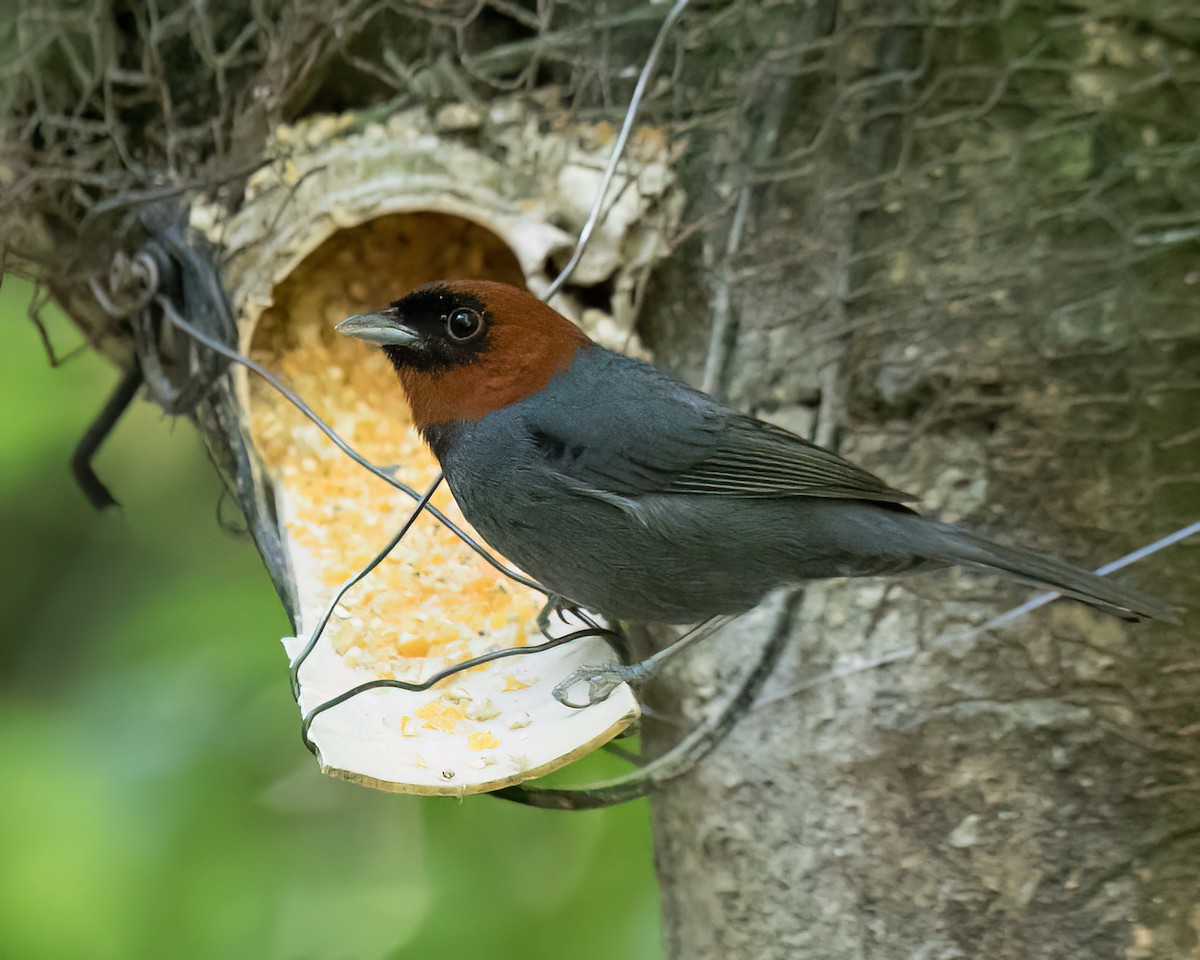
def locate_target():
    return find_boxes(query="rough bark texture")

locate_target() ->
[640,4,1200,958]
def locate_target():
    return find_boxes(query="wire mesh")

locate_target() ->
[2,0,1197,801]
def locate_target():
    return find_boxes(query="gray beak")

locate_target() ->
[335,310,421,346]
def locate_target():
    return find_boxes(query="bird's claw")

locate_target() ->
[553,661,646,709]
[536,595,586,638]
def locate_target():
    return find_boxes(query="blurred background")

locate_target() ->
[0,276,662,960]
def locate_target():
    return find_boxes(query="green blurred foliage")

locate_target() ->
[0,278,662,960]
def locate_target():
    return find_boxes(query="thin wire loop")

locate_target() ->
[495,595,796,808]
[137,247,645,791]
[153,301,631,761]
[288,0,696,758]
[161,0,700,792]
[83,0,701,796]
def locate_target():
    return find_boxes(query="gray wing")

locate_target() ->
[522,348,915,505]
[664,414,915,502]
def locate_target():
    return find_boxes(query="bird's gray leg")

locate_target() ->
[553,615,736,709]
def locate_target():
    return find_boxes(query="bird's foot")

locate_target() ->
[553,661,650,709]
[552,614,735,709]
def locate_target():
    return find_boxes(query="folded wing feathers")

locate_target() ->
[663,416,916,503]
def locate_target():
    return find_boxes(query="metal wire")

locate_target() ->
[287,474,444,698]
[270,1,698,780]
[157,288,643,773]
[8,0,1195,806]
[756,519,1199,710]
[496,593,797,809]
[156,298,547,594]
[960,520,1198,636]
[300,624,623,754]
[92,3,705,799]
[542,0,691,300]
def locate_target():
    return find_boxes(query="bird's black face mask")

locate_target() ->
[337,284,491,374]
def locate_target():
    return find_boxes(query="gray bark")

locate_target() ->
[641,4,1200,958]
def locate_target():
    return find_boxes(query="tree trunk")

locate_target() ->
[641,5,1200,958]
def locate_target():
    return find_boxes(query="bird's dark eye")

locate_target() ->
[445,307,483,342]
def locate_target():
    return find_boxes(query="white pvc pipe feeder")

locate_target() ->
[188,95,681,795]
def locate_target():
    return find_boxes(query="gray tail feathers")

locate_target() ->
[928,525,1180,624]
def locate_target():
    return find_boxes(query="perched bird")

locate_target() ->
[337,280,1176,627]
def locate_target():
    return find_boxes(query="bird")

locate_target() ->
[337,279,1177,630]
